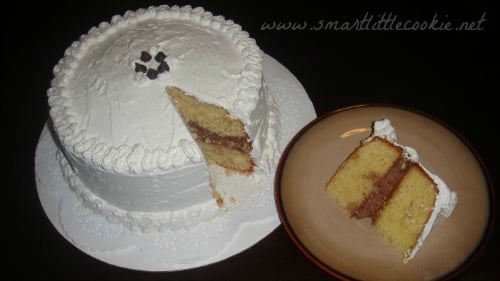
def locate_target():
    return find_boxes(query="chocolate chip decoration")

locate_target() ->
[140,51,152,62]
[157,61,170,73]
[134,63,147,73]
[146,68,158,80]
[135,50,170,80]
[154,51,167,63]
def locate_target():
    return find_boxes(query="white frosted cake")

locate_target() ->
[47,5,279,232]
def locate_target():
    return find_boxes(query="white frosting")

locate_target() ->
[368,119,458,262]
[368,119,419,162]
[47,5,279,231]
[56,150,221,233]
[370,118,397,142]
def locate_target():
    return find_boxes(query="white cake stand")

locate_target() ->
[35,54,317,271]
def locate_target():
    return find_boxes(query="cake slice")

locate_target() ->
[167,86,255,173]
[325,118,458,262]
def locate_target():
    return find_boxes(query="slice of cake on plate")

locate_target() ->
[325,118,458,262]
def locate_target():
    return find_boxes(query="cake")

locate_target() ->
[47,5,279,232]
[325,119,458,262]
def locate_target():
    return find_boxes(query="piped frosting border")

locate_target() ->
[47,5,263,175]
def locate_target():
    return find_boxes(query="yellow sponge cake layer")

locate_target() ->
[167,86,248,138]
[325,137,401,210]
[167,86,254,173]
[197,142,254,172]
[374,165,437,255]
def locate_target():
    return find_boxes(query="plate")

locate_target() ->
[35,54,317,271]
[275,105,493,280]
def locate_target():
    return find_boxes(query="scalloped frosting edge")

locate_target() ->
[56,150,223,233]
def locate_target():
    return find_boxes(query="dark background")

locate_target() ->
[3,1,498,280]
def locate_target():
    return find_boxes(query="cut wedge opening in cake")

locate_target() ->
[325,118,458,263]
[167,86,255,174]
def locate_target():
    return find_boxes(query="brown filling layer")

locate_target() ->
[352,157,414,220]
[187,121,252,153]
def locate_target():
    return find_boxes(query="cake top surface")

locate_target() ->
[48,5,263,174]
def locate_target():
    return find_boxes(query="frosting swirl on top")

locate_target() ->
[48,5,264,174]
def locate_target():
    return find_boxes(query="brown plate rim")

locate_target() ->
[274,103,495,280]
